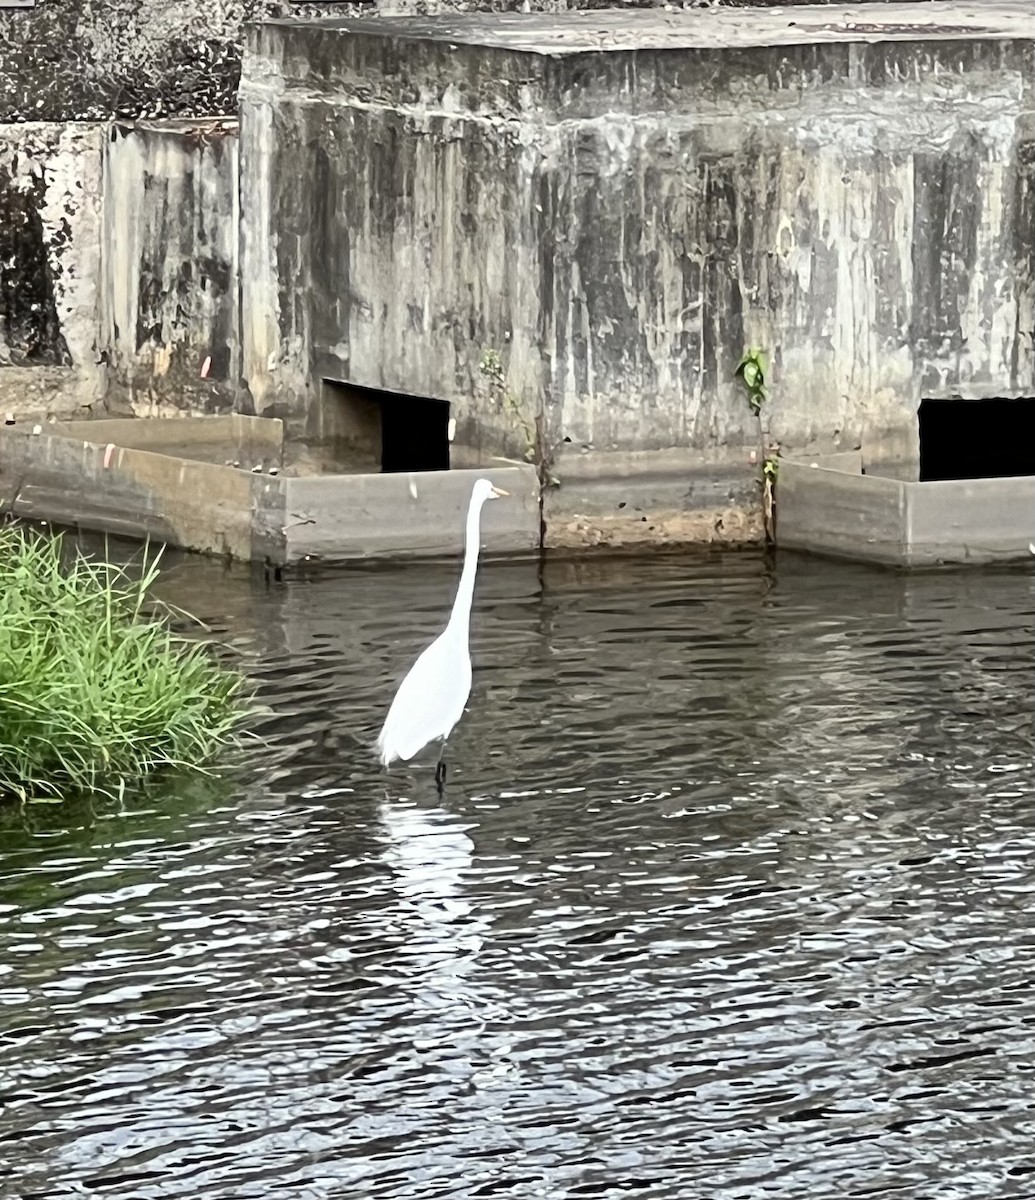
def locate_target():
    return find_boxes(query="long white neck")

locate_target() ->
[446,493,486,638]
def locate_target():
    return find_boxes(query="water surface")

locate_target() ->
[1,549,1034,1198]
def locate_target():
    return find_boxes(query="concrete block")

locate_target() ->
[777,458,1035,566]
[282,465,540,563]
[776,461,906,565]
[905,476,1035,565]
[239,2,1035,488]
[543,448,762,548]
[0,425,269,560]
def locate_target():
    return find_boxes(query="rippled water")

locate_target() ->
[2,548,1034,1198]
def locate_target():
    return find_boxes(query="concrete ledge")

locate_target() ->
[283,465,540,563]
[906,476,1035,565]
[543,448,763,549]
[55,413,283,466]
[0,425,274,561]
[787,450,864,475]
[0,418,539,566]
[777,460,1035,566]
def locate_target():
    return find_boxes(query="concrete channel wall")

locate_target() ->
[778,460,1035,566]
[0,416,540,565]
[239,2,1035,546]
[0,0,914,431]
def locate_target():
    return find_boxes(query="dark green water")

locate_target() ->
[1,549,1033,1198]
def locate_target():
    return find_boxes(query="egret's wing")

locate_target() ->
[377,634,472,764]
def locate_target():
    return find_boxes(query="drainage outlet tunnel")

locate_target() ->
[321,380,451,473]
[918,397,1035,482]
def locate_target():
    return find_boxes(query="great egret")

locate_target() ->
[377,477,508,790]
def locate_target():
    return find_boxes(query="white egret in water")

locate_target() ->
[377,478,508,790]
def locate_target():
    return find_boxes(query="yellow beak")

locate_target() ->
[490,485,509,497]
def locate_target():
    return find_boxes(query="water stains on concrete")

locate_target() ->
[0,160,70,367]
[102,119,240,417]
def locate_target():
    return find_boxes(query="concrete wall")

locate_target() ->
[0,423,276,560]
[101,119,240,417]
[905,476,1035,566]
[0,0,946,435]
[242,9,1035,477]
[0,115,241,425]
[777,459,1035,566]
[281,464,540,561]
[0,123,105,420]
[0,420,540,564]
[239,20,549,451]
[0,0,915,124]
[777,462,907,565]
[0,0,1024,555]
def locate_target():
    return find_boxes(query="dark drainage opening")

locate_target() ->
[918,397,1035,482]
[319,380,450,473]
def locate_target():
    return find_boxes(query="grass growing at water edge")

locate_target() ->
[0,525,248,804]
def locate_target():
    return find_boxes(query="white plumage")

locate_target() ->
[377,478,507,784]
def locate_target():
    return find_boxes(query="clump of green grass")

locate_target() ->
[0,525,247,804]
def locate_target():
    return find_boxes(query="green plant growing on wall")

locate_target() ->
[735,348,768,416]
[735,347,779,544]
[479,347,559,489]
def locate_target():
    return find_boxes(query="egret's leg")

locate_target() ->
[435,742,448,793]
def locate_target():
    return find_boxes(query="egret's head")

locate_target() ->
[472,478,509,503]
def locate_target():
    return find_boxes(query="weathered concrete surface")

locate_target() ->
[239,0,1035,537]
[906,476,1035,565]
[281,464,540,561]
[101,119,240,417]
[56,412,283,467]
[0,425,278,561]
[543,448,762,548]
[0,1,919,123]
[777,462,906,564]
[1,0,1029,556]
[0,123,105,420]
[777,459,1035,566]
[0,417,538,565]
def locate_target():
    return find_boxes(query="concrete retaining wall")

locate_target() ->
[905,476,1035,566]
[0,424,272,560]
[777,459,1035,566]
[0,416,539,565]
[777,462,906,565]
[0,123,105,421]
[239,2,1035,540]
[1,1,1032,556]
[542,448,762,549]
[101,119,240,417]
[281,465,540,561]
